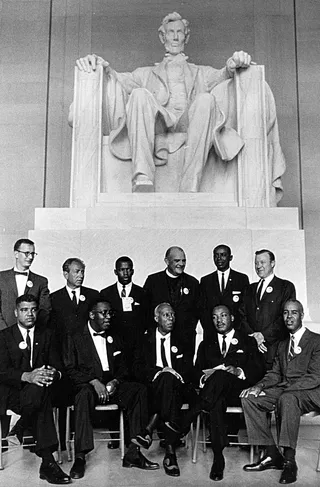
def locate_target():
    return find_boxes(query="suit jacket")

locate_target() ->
[195,328,265,387]
[257,329,320,398]
[100,282,147,339]
[133,329,195,385]
[50,285,100,340]
[199,268,249,334]
[239,276,296,365]
[143,270,200,340]
[0,323,62,415]
[64,325,128,389]
[0,268,51,330]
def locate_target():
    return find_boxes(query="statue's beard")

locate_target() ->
[164,42,185,55]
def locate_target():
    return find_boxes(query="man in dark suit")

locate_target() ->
[0,294,71,484]
[182,304,265,481]
[100,256,147,363]
[143,246,200,355]
[133,302,198,477]
[64,299,159,480]
[239,249,296,369]
[50,257,100,341]
[200,244,250,336]
[241,299,320,484]
[0,238,51,330]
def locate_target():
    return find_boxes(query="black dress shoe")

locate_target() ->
[209,456,225,481]
[107,440,120,449]
[70,457,86,479]
[163,453,180,477]
[123,450,159,470]
[39,461,71,484]
[279,460,298,484]
[243,454,284,471]
[132,432,152,449]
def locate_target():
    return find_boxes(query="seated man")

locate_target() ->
[64,299,159,480]
[182,304,265,481]
[0,294,70,484]
[133,302,198,477]
[241,299,320,485]
[73,12,252,193]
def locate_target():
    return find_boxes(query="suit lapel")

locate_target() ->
[224,269,234,295]
[8,269,18,299]
[32,325,42,365]
[12,324,30,366]
[24,271,35,295]
[84,326,103,375]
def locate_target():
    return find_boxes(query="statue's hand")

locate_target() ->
[226,50,252,74]
[76,54,110,73]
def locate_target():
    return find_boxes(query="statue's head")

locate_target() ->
[158,12,190,55]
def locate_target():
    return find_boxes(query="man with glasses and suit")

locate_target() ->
[0,238,51,330]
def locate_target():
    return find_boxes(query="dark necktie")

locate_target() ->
[288,335,295,361]
[257,279,265,302]
[221,273,225,293]
[160,338,168,368]
[221,334,227,357]
[26,329,31,364]
[121,285,126,298]
[93,332,106,338]
[72,290,77,305]
[14,271,28,276]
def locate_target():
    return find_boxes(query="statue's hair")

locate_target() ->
[158,12,190,40]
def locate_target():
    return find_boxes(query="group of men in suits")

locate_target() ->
[0,238,316,485]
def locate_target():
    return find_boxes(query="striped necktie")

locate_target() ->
[288,335,295,361]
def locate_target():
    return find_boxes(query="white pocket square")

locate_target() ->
[236,349,244,353]
[176,354,183,359]
[113,351,121,356]
[134,302,140,306]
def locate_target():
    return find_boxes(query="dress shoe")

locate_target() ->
[107,440,120,449]
[122,450,159,470]
[39,461,71,484]
[163,452,180,477]
[132,432,152,449]
[279,460,298,484]
[209,455,225,481]
[70,457,86,479]
[244,454,284,472]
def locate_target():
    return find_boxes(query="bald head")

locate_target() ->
[164,246,186,277]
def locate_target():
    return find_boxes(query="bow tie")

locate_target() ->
[93,332,106,338]
[14,271,28,276]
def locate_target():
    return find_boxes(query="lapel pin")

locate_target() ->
[19,341,27,350]
[231,338,238,345]
[295,346,302,354]
[171,346,178,353]
[107,336,113,344]
[266,286,273,293]
[233,295,239,302]
[27,280,33,288]
[79,295,86,301]
[183,288,189,295]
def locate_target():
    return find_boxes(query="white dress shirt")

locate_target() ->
[289,326,306,353]
[117,281,133,297]
[217,328,235,355]
[88,323,109,371]
[14,267,29,297]
[18,324,34,367]
[257,273,274,300]
[217,268,230,293]
[65,285,81,304]
[156,329,172,368]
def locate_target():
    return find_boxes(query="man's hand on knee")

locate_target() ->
[240,385,265,398]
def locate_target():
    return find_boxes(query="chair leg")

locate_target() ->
[53,408,62,464]
[202,413,207,453]
[250,444,254,464]
[66,406,72,462]
[120,410,125,460]
[0,417,3,470]
[192,414,201,464]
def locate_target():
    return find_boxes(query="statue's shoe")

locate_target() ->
[132,175,154,193]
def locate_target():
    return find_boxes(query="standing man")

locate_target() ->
[133,303,197,477]
[0,238,51,330]
[241,300,320,485]
[143,246,199,355]
[239,249,296,368]
[200,244,249,336]
[0,294,71,484]
[50,258,100,341]
[64,299,159,479]
[181,305,264,481]
[100,256,147,362]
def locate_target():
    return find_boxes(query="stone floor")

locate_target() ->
[1,425,320,487]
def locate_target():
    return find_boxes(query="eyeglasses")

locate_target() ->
[17,250,38,258]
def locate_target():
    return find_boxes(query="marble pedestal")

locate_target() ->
[30,196,308,320]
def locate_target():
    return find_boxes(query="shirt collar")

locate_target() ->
[217,328,235,340]
[66,285,80,297]
[217,268,230,280]
[117,281,133,295]
[156,328,171,341]
[14,267,29,275]
[166,269,179,279]
[260,273,274,287]
[290,325,306,345]
[18,324,35,339]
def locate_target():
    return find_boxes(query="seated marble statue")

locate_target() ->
[73,12,284,198]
